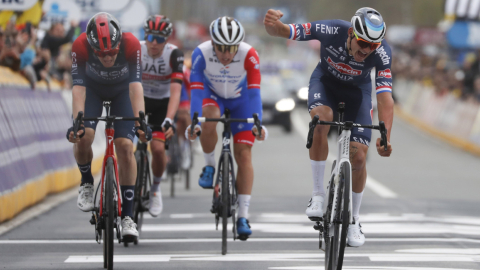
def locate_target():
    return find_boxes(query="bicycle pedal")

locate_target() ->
[308,216,323,222]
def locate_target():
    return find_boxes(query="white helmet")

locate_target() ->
[350,7,386,43]
[210,16,245,45]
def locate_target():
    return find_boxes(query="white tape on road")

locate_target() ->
[291,109,397,198]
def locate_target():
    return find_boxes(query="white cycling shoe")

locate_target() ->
[121,216,139,240]
[77,183,94,212]
[347,222,365,247]
[306,196,324,221]
[149,189,163,217]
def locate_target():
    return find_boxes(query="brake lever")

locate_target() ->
[73,111,84,139]
[306,115,319,149]
[252,113,262,138]
[379,121,388,151]
[191,112,199,137]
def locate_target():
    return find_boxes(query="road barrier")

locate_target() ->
[0,67,104,223]
[394,79,480,156]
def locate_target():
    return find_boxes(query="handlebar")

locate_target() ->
[72,111,147,139]
[306,116,388,151]
[190,111,262,138]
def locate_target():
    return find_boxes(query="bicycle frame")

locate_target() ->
[329,128,353,225]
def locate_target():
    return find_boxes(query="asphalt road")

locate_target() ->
[1,108,479,270]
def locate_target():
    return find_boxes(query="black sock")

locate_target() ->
[78,162,94,186]
[121,185,135,218]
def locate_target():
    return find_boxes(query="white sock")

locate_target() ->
[237,194,251,219]
[151,175,162,192]
[203,151,216,167]
[352,191,364,223]
[311,160,326,198]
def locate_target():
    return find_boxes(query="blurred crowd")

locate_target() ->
[0,17,78,90]
[391,43,480,104]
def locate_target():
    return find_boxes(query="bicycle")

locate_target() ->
[72,101,147,270]
[166,125,193,198]
[306,102,387,270]
[190,109,262,255]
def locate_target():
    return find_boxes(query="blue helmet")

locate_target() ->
[351,7,386,43]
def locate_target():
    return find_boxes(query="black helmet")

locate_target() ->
[86,12,122,52]
[143,15,173,37]
[351,7,386,43]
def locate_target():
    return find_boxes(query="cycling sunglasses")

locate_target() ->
[353,31,381,50]
[146,34,167,43]
[93,47,120,57]
[215,44,239,54]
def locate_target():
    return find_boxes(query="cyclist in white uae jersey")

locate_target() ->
[264,7,393,247]
[140,15,184,217]
[186,16,266,241]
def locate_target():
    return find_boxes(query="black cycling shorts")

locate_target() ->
[144,97,169,132]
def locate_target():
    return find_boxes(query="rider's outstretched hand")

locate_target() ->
[135,125,152,143]
[162,118,174,139]
[376,138,392,157]
[264,9,284,27]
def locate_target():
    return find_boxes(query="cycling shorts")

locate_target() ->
[202,87,255,146]
[144,97,169,138]
[307,65,373,146]
[84,84,135,141]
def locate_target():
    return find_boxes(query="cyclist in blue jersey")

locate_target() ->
[264,7,393,247]
[186,16,267,240]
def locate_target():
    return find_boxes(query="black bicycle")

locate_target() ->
[190,109,261,255]
[306,102,387,270]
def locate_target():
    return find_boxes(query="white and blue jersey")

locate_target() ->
[289,19,393,146]
[189,41,262,145]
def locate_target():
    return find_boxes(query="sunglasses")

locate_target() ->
[215,44,239,54]
[93,47,120,57]
[146,34,167,43]
[353,31,381,50]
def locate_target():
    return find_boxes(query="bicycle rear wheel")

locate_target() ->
[104,157,115,270]
[221,152,230,255]
[326,162,350,270]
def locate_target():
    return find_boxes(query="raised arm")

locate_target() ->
[263,9,291,38]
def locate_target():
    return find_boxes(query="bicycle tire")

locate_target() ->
[104,157,115,270]
[133,150,148,244]
[325,162,350,270]
[324,173,335,270]
[221,152,230,255]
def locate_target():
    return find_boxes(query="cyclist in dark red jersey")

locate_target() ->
[66,12,151,242]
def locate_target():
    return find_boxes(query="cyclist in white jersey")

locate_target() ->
[187,16,267,240]
[140,15,184,216]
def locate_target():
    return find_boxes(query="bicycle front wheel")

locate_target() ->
[221,152,230,255]
[327,162,350,270]
[104,157,115,270]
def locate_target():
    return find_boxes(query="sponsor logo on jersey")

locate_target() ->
[375,46,390,65]
[71,52,77,74]
[325,47,338,57]
[302,23,312,35]
[327,57,362,76]
[316,24,339,34]
[349,61,364,67]
[249,56,258,64]
[377,68,392,79]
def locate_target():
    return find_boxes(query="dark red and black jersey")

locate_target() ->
[71,32,142,86]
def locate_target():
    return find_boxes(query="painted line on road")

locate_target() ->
[291,110,398,198]
[3,237,480,245]
[64,252,480,263]
[270,267,478,270]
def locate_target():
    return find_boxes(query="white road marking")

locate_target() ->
[395,248,480,255]
[291,110,397,198]
[270,267,478,270]
[64,253,480,263]
[3,237,480,245]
